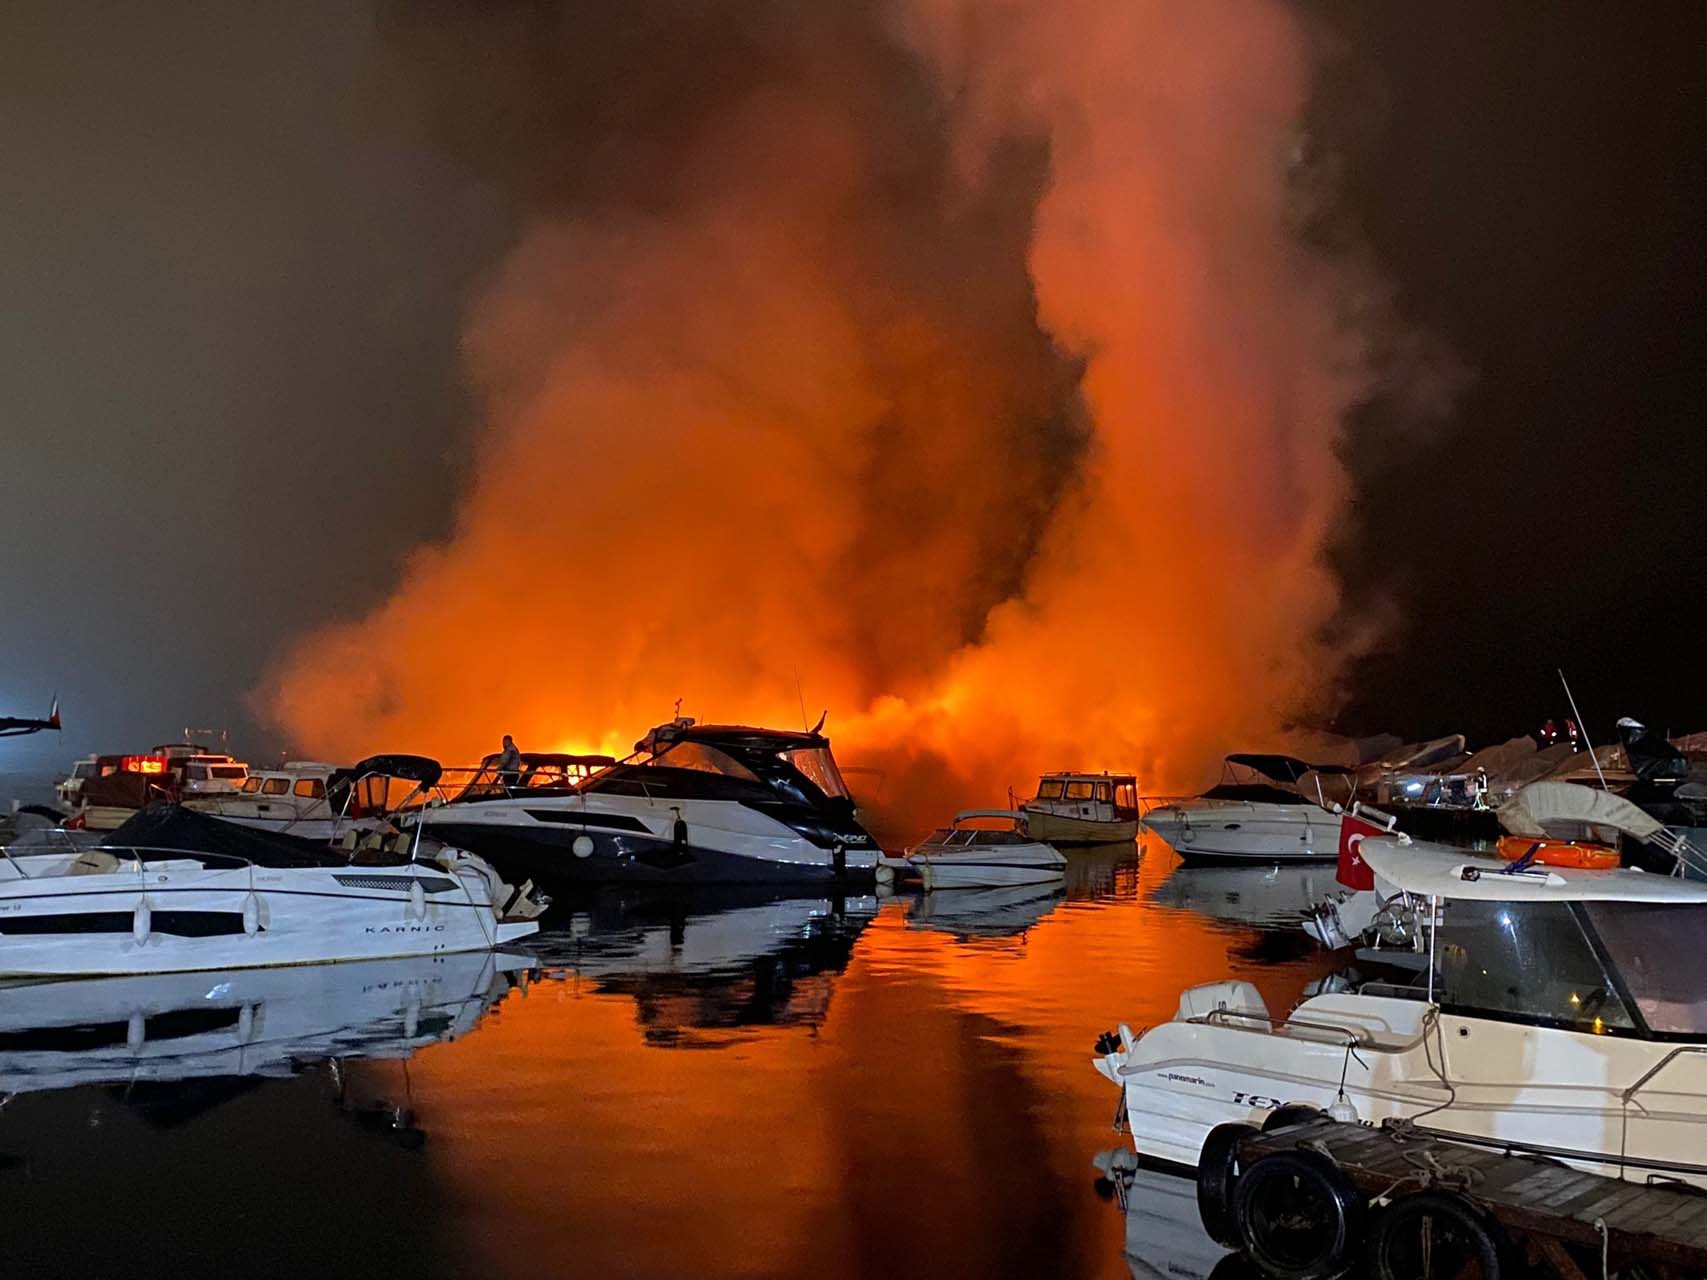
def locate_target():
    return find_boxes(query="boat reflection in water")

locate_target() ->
[1094,1148,1243,1280]
[1147,862,1348,929]
[524,886,878,1045]
[908,882,1065,940]
[0,949,528,1101]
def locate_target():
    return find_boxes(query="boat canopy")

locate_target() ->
[1224,754,1353,784]
[328,754,442,792]
[1498,781,1664,842]
[1360,839,1707,904]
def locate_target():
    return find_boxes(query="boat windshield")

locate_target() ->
[647,741,760,782]
[782,746,851,801]
[1435,900,1635,1034]
[1584,902,1707,1037]
[1034,779,1066,801]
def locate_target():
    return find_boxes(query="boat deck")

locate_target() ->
[1241,1116,1707,1276]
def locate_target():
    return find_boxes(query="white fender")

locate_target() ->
[127,1009,146,1051]
[241,891,261,936]
[132,897,151,943]
[404,998,421,1039]
[238,1003,255,1042]
[409,878,426,920]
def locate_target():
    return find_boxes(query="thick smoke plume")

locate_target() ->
[264,0,1371,825]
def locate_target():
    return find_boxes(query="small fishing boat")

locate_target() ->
[906,810,1066,889]
[1020,771,1140,845]
[0,802,545,978]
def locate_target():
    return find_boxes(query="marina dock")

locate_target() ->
[1236,1116,1707,1278]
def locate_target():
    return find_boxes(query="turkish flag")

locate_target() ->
[1337,811,1383,890]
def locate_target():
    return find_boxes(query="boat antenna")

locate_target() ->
[1557,668,1608,790]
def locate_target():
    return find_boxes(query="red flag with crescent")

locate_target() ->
[1337,811,1382,890]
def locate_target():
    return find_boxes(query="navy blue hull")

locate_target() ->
[423,822,874,887]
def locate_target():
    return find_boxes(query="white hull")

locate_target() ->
[1096,989,1707,1186]
[909,842,1066,889]
[0,852,537,977]
[1143,799,1338,862]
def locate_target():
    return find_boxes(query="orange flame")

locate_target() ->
[262,0,1368,829]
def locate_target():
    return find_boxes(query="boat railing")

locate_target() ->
[1198,1006,1373,1048]
[416,763,610,808]
[0,840,389,880]
[1620,1045,1707,1106]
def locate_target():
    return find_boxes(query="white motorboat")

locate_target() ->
[1095,836,1707,1187]
[0,948,528,1098]
[1142,754,1350,864]
[408,719,881,886]
[0,805,544,978]
[906,810,1067,889]
[1020,772,1141,845]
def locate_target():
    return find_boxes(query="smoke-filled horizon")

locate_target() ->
[261,0,1396,816]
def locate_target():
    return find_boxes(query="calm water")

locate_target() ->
[0,838,1347,1279]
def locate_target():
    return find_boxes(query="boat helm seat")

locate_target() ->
[1178,980,1270,1024]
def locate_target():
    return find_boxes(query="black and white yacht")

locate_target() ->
[406,719,881,886]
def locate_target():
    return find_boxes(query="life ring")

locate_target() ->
[1496,834,1620,870]
[1196,1122,1259,1248]
[1369,1190,1510,1280]
[1232,1150,1365,1279]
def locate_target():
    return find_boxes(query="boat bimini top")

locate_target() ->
[1362,838,1707,904]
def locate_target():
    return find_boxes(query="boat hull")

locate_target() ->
[1020,809,1139,846]
[0,860,536,977]
[1143,800,1338,863]
[1096,991,1707,1188]
[914,860,1065,889]
[415,813,878,887]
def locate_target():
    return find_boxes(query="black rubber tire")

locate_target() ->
[1197,1122,1261,1248]
[1368,1190,1507,1280]
[1206,1253,1265,1280]
[1262,1104,1322,1134]
[1232,1150,1365,1279]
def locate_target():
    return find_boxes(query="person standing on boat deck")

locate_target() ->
[496,735,522,790]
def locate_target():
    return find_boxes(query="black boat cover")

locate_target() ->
[328,754,443,792]
[106,804,349,868]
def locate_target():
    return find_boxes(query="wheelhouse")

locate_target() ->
[1030,772,1139,819]
[1361,842,1707,1043]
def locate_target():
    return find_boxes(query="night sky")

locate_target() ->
[2,2,1702,780]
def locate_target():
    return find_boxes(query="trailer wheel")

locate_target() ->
[1262,1104,1321,1134]
[1197,1122,1260,1247]
[1368,1190,1507,1280]
[1232,1150,1364,1279]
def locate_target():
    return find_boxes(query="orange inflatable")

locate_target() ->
[1495,834,1621,871]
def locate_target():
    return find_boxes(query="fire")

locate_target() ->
[263,0,1371,829]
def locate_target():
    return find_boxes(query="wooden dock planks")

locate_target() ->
[1240,1117,1707,1270]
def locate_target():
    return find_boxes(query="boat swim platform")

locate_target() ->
[1239,1116,1707,1277]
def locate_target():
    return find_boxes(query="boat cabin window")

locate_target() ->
[1435,900,1633,1033]
[293,778,326,799]
[1065,781,1095,800]
[1034,779,1066,801]
[1114,782,1138,811]
[782,746,852,801]
[1583,902,1707,1037]
[261,777,290,796]
[1094,782,1112,803]
[240,776,264,793]
[647,741,760,783]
